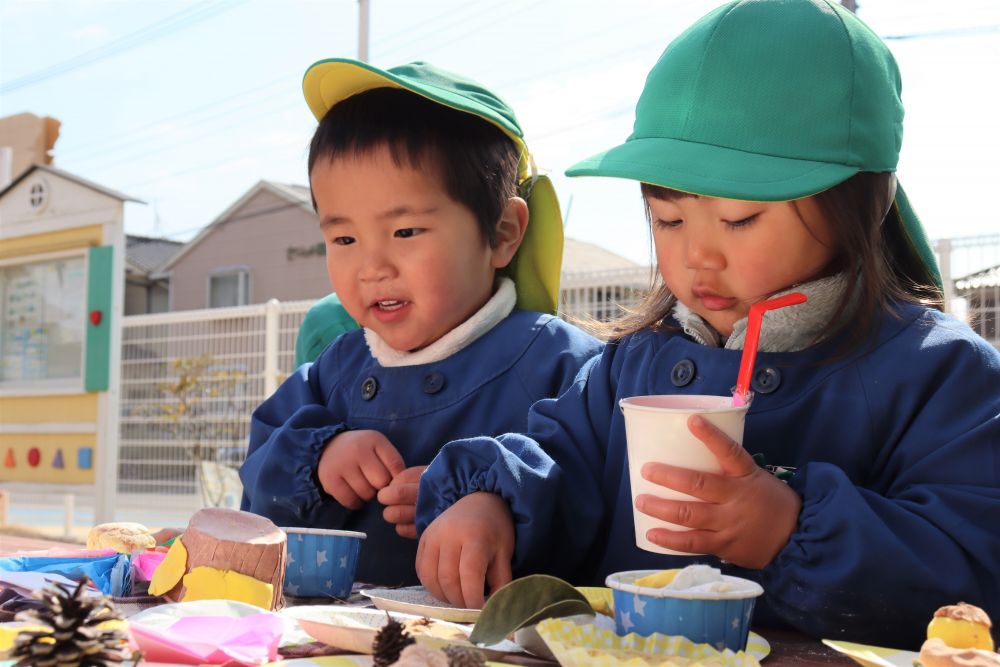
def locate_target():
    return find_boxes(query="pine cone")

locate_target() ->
[443,644,486,667]
[11,578,132,667]
[373,616,416,667]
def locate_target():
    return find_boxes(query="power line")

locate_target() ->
[0,0,247,94]
[882,24,1000,40]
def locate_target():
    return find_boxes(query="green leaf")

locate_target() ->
[469,574,594,646]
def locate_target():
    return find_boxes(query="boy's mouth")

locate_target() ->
[373,299,407,311]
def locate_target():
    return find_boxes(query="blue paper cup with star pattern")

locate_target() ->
[605,569,763,652]
[281,527,366,599]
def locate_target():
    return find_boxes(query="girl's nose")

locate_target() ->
[684,234,725,270]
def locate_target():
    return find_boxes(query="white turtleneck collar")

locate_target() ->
[364,277,517,367]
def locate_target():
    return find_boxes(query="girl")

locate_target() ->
[413,0,1000,648]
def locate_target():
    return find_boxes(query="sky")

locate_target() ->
[1,0,998,268]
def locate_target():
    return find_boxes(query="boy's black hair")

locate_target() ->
[307,87,520,247]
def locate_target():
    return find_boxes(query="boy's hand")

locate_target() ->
[636,415,801,569]
[415,492,514,609]
[317,430,405,510]
[377,465,427,539]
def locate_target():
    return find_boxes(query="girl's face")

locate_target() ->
[647,193,837,337]
[313,145,505,352]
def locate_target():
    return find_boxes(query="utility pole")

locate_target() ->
[841,0,857,12]
[358,0,370,62]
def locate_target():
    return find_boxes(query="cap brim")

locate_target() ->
[566,137,858,201]
[303,58,523,148]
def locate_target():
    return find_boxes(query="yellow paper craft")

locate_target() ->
[181,566,274,609]
[148,536,187,596]
[576,586,615,616]
[633,569,680,588]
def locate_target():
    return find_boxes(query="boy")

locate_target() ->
[239,59,601,589]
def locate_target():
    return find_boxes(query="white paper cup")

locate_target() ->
[619,395,750,555]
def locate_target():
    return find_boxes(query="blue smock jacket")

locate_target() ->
[240,309,601,586]
[417,303,1000,648]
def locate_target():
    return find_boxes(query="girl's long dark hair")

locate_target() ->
[589,172,943,353]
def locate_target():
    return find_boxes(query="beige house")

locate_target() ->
[157,181,331,311]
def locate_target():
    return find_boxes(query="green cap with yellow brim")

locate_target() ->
[566,0,941,289]
[303,58,563,314]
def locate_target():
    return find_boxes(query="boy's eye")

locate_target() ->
[394,228,423,238]
[331,236,355,246]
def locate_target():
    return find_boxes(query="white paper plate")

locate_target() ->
[285,605,521,658]
[362,586,480,623]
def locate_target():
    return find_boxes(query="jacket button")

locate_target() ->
[423,372,445,394]
[361,376,378,400]
[670,359,696,387]
[751,367,781,394]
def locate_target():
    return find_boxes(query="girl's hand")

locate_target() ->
[377,465,427,539]
[415,492,514,609]
[317,430,405,510]
[635,415,801,569]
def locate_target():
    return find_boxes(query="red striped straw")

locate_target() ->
[733,292,808,407]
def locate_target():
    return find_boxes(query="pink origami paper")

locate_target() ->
[132,550,167,582]
[129,613,283,665]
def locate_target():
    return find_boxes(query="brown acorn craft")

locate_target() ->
[11,578,133,667]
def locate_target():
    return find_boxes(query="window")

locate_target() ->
[0,255,86,383]
[209,268,249,308]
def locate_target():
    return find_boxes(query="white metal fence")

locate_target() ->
[103,234,1000,514]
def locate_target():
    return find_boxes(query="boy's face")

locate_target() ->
[313,145,500,352]
[647,193,837,337]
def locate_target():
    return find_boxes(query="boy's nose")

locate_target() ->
[358,250,395,282]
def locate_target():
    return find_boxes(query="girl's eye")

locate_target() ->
[724,214,759,229]
[653,218,682,230]
[331,236,355,246]
[395,228,423,238]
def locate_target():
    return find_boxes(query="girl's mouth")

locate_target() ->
[693,290,737,311]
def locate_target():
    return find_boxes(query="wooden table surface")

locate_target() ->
[0,534,855,665]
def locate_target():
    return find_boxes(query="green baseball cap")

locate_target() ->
[567,0,940,287]
[303,58,564,314]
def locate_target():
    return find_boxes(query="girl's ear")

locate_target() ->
[490,196,529,269]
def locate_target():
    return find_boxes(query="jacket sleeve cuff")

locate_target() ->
[242,404,347,523]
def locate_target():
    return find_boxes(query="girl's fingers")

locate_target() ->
[687,415,757,477]
[645,527,721,555]
[634,494,719,530]
[641,462,726,503]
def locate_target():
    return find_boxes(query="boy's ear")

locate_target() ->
[490,197,529,269]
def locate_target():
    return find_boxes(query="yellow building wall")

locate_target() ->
[0,394,97,422]
[0,223,104,259]
[0,221,106,485]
